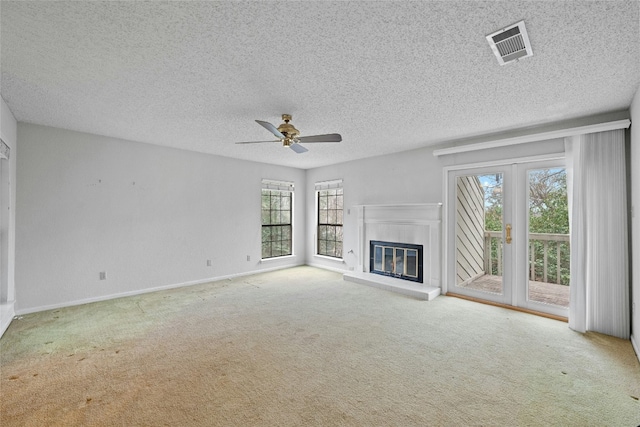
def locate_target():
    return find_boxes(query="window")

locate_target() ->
[261,180,293,259]
[316,180,343,258]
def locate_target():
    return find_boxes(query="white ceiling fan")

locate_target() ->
[235,114,342,153]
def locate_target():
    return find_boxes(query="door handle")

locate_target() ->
[506,224,512,244]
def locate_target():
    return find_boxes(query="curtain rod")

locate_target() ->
[432,119,631,157]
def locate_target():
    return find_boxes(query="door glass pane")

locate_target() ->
[455,173,504,295]
[527,168,570,308]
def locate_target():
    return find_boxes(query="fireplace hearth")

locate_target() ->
[370,240,423,283]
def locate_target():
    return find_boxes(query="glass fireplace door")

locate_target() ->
[370,241,422,283]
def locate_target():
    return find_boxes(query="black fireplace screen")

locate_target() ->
[370,240,423,283]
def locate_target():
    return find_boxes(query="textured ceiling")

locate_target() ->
[1,1,639,169]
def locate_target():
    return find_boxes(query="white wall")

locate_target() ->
[630,86,640,359]
[15,124,305,313]
[0,97,18,337]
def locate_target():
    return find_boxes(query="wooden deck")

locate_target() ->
[459,274,569,308]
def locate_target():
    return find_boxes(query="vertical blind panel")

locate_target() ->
[566,135,587,333]
[315,179,343,191]
[566,129,629,339]
[583,130,629,338]
[262,179,294,192]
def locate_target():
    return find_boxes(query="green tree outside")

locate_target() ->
[481,169,569,285]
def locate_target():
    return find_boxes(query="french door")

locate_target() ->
[446,159,569,318]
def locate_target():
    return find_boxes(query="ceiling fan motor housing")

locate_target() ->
[277,121,300,139]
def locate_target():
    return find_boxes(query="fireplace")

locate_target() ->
[343,203,441,300]
[370,240,423,283]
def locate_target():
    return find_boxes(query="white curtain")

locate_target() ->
[565,129,629,339]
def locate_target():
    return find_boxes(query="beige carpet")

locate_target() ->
[1,266,639,426]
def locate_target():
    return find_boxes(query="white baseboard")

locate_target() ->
[1,301,15,338]
[631,334,640,364]
[14,264,303,316]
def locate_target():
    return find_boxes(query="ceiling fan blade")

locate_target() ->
[235,140,280,144]
[256,120,285,139]
[297,133,342,143]
[289,143,308,154]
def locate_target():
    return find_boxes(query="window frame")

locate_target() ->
[261,187,293,260]
[316,185,343,259]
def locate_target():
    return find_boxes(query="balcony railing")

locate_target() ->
[484,231,570,285]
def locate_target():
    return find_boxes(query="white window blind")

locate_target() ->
[314,179,343,191]
[262,179,294,192]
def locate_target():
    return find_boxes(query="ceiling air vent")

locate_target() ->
[486,20,533,65]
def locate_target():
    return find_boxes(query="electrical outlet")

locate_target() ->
[99,272,106,280]
[206,260,212,267]
[247,255,251,261]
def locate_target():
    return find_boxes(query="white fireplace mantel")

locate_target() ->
[344,203,442,300]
